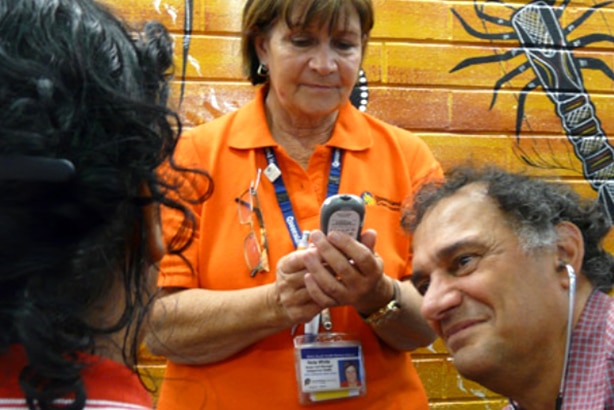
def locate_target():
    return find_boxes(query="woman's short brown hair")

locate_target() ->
[241,0,374,85]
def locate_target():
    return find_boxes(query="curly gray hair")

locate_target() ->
[403,166,614,293]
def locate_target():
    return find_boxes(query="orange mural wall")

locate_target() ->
[98,0,614,408]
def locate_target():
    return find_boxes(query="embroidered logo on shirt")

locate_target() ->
[360,192,401,211]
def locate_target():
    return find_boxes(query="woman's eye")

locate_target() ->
[291,37,312,47]
[334,40,354,50]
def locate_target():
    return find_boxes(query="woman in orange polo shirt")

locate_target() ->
[147,0,442,408]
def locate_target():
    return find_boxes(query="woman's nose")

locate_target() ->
[309,44,337,74]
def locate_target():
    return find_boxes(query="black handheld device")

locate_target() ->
[320,194,365,240]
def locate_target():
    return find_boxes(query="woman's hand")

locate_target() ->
[275,248,325,326]
[301,229,394,314]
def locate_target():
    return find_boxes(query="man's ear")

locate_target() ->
[555,221,584,287]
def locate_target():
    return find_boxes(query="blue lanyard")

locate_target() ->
[263,147,342,247]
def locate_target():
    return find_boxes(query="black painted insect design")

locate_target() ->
[451,0,614,221]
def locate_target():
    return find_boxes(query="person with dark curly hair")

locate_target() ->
[0,0,212,409]
[404,166,614,410]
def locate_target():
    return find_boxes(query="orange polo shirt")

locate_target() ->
[157,87,442,410]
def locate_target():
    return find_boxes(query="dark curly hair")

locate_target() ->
[0,0,212,408]
[403,166,614,293]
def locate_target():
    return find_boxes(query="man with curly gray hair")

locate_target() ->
[403,166,614,410]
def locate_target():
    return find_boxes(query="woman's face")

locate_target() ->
[255,5,365,121]
[345,364,358,385]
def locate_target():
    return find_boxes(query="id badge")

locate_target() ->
[293,333,366,405]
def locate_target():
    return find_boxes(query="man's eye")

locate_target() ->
[458,255,473,266]
[454,254,478,275]
[412,277,430,296]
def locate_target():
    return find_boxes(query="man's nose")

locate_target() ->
[421,274,462,323]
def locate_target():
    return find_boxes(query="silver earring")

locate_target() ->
[257,62,269,77]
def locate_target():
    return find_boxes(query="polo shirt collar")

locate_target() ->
[228,87,372,152]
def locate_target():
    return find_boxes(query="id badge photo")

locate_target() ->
[293,332,366,405]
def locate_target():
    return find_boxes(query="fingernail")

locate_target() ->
[310,230,324,242]
[328,231,342,242]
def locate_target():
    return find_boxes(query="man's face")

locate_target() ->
[411,184,569,384]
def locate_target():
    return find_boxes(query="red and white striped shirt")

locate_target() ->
[506,290,614,409]
[0,345,152,410]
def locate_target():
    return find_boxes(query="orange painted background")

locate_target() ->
[98,0,614,408]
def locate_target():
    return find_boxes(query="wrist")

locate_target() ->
[358,279,401,327]
[268,283,295,329]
